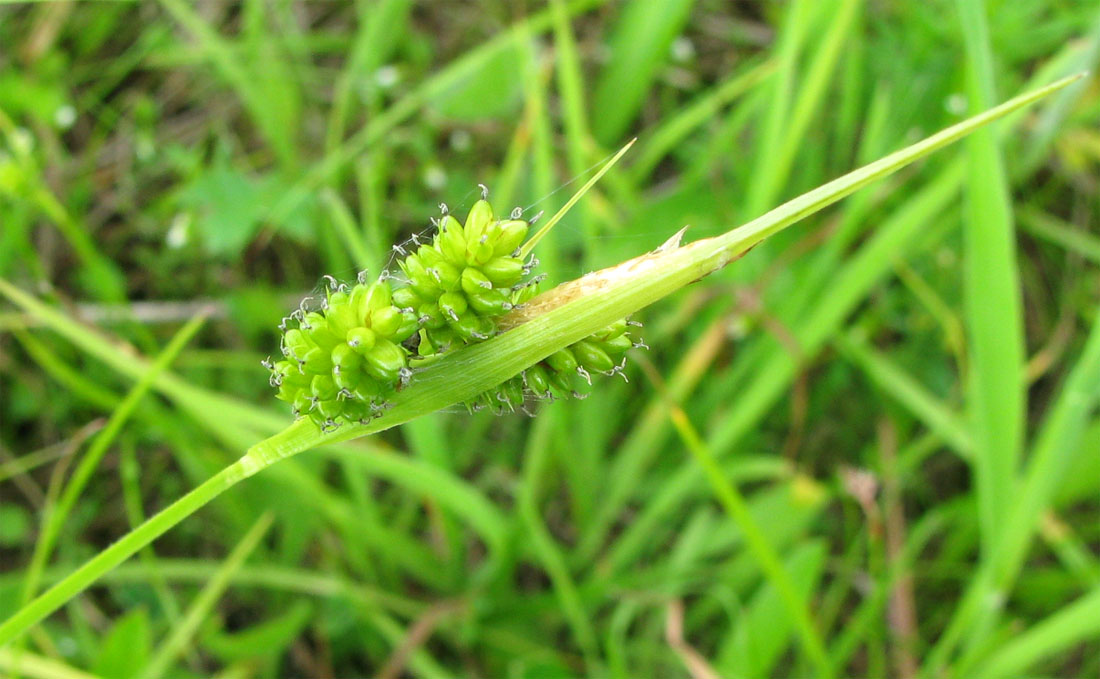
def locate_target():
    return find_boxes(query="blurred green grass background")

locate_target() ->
[1,1,1099,677]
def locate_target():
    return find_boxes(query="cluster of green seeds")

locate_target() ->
[267,191,644,430]
[266,277,419,430]
[394,197,542,355]
[474,317,642,414]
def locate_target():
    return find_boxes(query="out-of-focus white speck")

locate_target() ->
[11,127,34,155]
[375,65,400,89]
[670,36,695,63]
[727,314,749,339]
[167,213,191,249]
[423,165,446,191]
[450,129,472,152]
[945,93,968,116]
[54,105,77,129]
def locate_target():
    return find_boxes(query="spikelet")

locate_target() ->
[392,199,642,413]
[471,318,643,414]
[267,177,644,428]
[268,278,418,431]
[393,199,540,355]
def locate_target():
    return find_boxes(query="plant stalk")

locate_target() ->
[0,72,1081,647]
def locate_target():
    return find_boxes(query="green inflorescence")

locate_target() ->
[267,192,643,430]
[267,278,419,430]
[394,198,541,354]
[474,317,641,414]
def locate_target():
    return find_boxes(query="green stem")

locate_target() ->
[0,425,299,647]
[21,315,207,607]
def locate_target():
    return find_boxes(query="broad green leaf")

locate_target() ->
[92,608,151,679]
[181,164,265,257]
[203,601,313,664]
[0,506,30,548]
[431,40,526,121]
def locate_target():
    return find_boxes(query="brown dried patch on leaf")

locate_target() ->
[499,228,748,331]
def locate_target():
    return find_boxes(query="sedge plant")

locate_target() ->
[0,73,1084,650]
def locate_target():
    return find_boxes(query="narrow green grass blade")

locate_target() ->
[267,0,608,226]
[962,302,1100,670]
[520,413,600,668]
[955,0,1027,561]
[241,0,301,169]
[320,187,376,272]
[0,74,1078,648]
[0,112,127,302]
[1018,207,1100,264]
[11,330,119,411]
[926,280,1100,676]
[743,0,814,219]
[118,444,186,637]
[517,36,563,279]
[750,0,862,216]
[577,319,733,560]
[893,257,968,375]
[630,59,776,181]
[0,455,250,647]
[549,0,597,261]
[492,78,537,213]
[715,75,1079,252]
[733,542,828,677]
[324,0,412,154]
[402,416,463,566]
[835,330,972,457]
[1041,515,1100,588]
[520,138,636,257]
[0,647,98,679]
[589,0,696,145]
[1000,306,1100,584]
[19,313,208,607]
[972,585,1100,679]
[680,77,768,185]
[355,155,392,275]
[1020,8,1100,171]
[0,278,280,434]
[0,436,94,486]
[832,11,867,170]
[141,512,273,679]
[157,0,297,167]
[666,405,832,677]
[68,560,421,615]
